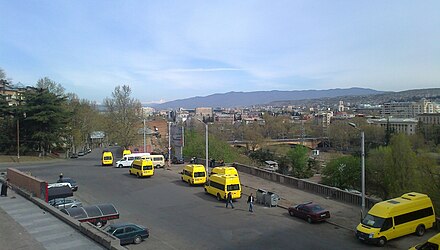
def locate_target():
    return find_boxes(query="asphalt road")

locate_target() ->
[15,147,375,250]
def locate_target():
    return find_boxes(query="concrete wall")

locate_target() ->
[233,163,380,209]
[7,168,47,201]
[1,170,125,250]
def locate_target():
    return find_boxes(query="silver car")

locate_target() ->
[49,198,82,209]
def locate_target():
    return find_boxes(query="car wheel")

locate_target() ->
[377,236,387,247]
[188,180,191,186]
[416,225,425,236]
[96,221,103,228]
[217,193,221,201]
[118,164,123,168]
[137,173,140,178]
[134,235,142,244]
[289,211,294,217]
[307,217,312,224]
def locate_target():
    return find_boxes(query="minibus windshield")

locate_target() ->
[362,214,385,228]
[194,172,205,177]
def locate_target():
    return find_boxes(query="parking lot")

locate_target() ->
[2,147,436,249]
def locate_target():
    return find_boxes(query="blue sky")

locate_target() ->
[1,1,439,104]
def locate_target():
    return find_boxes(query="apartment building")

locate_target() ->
[381,99,435,118]
[368,118,418,135]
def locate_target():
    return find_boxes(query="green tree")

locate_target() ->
[287,145,312,178]
[367,134,419,199]
[22,88,69,154]
[104,85,142,147]
[321,155,361,190]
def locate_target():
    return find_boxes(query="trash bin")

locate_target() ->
[264,192,280,207]
[256,189,267,204]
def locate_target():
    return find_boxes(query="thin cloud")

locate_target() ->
[165,68,244,73]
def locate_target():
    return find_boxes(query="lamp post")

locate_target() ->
[168,122,172,164]
[196,118,209,174]
[348,122,365,217]
[143,119,146,153]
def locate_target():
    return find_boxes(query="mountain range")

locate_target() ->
[151,88,385,109]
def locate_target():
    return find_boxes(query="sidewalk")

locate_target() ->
[238,171,360,231]
[0,187,104,250]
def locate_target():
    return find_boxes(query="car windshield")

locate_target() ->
[227,184,240,191]
[361,214,385,228]
[194,172,205,177]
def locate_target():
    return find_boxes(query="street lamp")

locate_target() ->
[17,112,26,162]
[196,118,209,175]
[168,122,172,164]
[348,122,366,217]
[143,119,146,153]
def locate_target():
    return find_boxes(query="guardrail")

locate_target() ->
[232,162,380,209]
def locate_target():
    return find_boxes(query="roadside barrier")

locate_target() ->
[233,162,380,209]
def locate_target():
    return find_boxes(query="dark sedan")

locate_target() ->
[288,202,330,223]
[105,223,149,245]
[57,177,78,191]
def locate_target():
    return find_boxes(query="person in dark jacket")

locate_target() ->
[225,192,234,209]
[247,193,254,212]
[1,178,10,197]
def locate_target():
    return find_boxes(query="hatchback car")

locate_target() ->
[288,202,330,223]
[57,177,78,191]
[78,151,85,156]
[49,198,82,209]
[105,223,149,245]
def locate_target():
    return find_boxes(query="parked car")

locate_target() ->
[49,198,82,209]
[70,153,78,158]
[172,157,184,164]
[57,177,78,191]
[288,202,330,223]
[105,223,149,245]
[78,151,85,156]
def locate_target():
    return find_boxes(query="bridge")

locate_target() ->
[227,138,323,149]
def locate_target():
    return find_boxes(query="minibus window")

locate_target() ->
[194,172,205,177]
[380,218,393,232]
[227,184,240,191]
[362,214,385,228]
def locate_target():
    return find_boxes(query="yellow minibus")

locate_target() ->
[122,149,132,156]
[210,166,239,177]
[204,174,241,201]
[102,151,113,166]
[181,164,207,185]
[129,159,154,177]
[356,192,436,247]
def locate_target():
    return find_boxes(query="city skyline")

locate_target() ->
[1,1,439,104]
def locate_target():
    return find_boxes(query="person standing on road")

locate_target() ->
[225,192,234,209]
[247,193,254,212]
[58,173,63,182]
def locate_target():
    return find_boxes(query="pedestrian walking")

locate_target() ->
[225,192,234,209]
[247,193,254,212]
[1,178,10,197]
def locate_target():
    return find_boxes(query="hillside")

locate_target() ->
[152,87,383,109]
